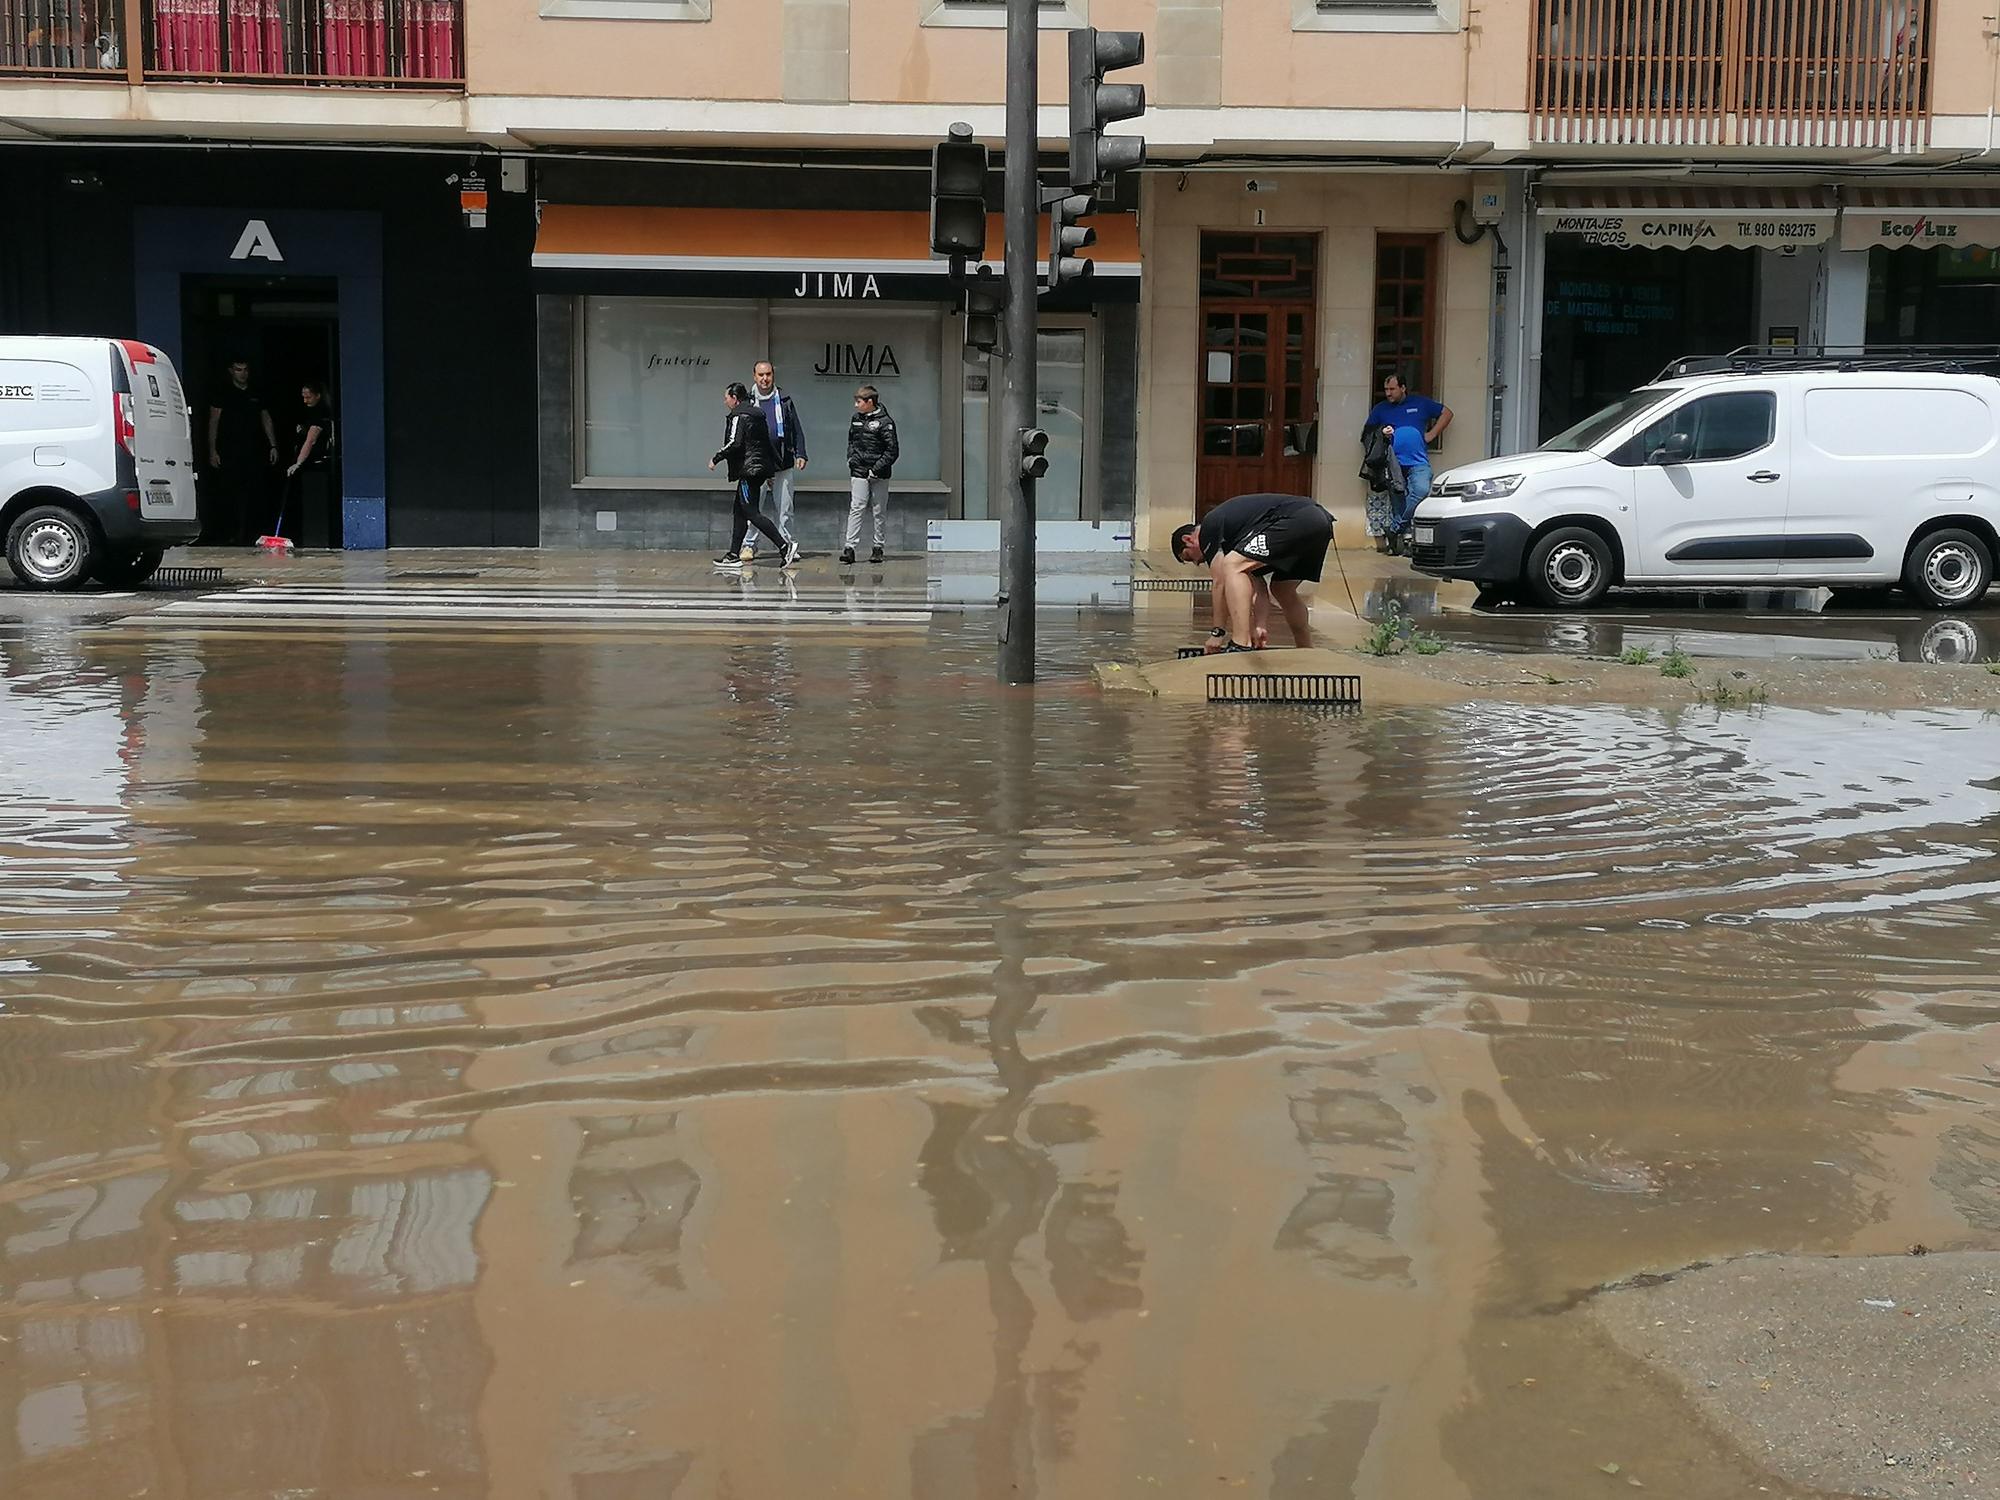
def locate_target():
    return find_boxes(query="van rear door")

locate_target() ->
[117,341,198,525]
[1791,381,1999,580]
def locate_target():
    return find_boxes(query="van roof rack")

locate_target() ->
[1656,344,2000,381]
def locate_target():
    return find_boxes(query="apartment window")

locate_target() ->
[1296,0,1459,33]
[539,0,709,21]
[922,0,1086,29]
[1373,234,1440,399]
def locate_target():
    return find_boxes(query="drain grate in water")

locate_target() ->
[397,570,484,580]
[1176,646,1205,659]
[1133,577,1210,593]
[149,566,225,589]
[1207,672,1363,706]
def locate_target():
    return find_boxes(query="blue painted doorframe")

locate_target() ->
[135,208,386,549]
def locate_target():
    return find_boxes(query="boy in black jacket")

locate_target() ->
[841,385,899,565]
[709,382,801,568]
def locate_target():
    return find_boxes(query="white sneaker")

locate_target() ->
[782,540,802,568]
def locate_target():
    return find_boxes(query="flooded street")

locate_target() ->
[2,583,1998,1498]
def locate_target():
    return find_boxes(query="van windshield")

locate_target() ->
[1541,388,1675,452]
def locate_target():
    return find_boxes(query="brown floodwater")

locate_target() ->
[2,589,1999,1499]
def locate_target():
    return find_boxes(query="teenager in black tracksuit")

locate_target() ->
[709,382,798,567]
[841,384,899,564]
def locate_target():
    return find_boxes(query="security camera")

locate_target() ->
[1244,178,1278,194]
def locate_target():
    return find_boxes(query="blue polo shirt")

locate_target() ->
[1366,395,1443,470]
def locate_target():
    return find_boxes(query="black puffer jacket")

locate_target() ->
[847,403,900,479]
[713,406,777,483]
[1359,427,1405,496]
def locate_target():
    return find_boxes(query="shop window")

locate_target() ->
[579,298,945,485]
[581,299,758,482]
[769,307,943,484]
[1373,234,1439,397]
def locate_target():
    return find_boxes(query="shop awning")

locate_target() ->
[1839,188,2000,252]
[1538,187,1835,251]
[532,205,1141,301]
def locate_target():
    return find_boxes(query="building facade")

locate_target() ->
[5,0,2000,551]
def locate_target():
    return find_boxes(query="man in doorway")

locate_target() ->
[1171,492,1332,654]
[206,359,278,545]
[841,384,898,566]
[749,361,807,560]
[1363,370,1452,550]
[284,382,336,546]
[709,381,801,569]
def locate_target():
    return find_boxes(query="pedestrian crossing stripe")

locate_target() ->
[104,585,934,634]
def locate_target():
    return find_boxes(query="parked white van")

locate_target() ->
[1412,353,2000,611]
[1,336,201,590]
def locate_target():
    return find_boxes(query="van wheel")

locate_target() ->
[1904,528,1993,610]
[1526,527,1614,609]
[95,548,165,588]
[5,505,96,591]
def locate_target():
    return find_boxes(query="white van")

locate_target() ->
[1,336,201,590]
[1412,356,2000,610]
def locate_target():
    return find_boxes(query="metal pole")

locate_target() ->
[997,0,1039,684]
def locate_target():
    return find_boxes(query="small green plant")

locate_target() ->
[1618,645,1655,666]
[1987,662,2000,676]
[1702,677,1768,708]
[1358,601,1446,657]
[1659,643,1696,680]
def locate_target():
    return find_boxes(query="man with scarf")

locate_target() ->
[708,382,801,569]
[749,360,807,561]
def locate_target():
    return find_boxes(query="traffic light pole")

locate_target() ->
[997,0,1039,685]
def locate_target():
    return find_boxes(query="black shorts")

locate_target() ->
[1231,504,1332,583]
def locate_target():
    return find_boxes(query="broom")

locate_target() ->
[256,471,296,554]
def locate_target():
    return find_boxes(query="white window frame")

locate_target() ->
[922,0,1086,30]
[1295,0,1460,36]
[539,0,708,22]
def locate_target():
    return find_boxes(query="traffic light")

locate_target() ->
[1067,27,1146,190]
[930,121,989,260]
[1019,428,1051,481]
[1047,189,1097,291]
[963,267,1006,355]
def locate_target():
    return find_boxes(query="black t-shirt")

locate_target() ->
[293,407,334,469]
[213,385,269,459]
[1197,493,1317,563]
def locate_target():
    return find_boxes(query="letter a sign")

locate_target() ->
[230,219,284,263]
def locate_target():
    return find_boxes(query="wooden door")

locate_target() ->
[1197,304,1317,517]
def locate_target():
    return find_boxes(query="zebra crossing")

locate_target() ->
[98,579,936,637]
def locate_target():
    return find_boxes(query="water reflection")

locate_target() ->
[0,611,1997,1496]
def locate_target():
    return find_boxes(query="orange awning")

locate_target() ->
[532,204,1140,277]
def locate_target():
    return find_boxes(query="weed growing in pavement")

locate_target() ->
[1360,601,1447,657]
[1988,662,2000,675]
[1702,677,1768,708]
[1618,645,1655,666]
[1659,643,1697,679]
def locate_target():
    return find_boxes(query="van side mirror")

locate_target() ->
[1651,432,1694,465]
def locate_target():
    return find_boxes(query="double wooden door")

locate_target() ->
[1197,303,1318,519]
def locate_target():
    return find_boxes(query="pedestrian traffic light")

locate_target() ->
[930,122,989,260]
[1019,428,1051,480]
[1067,27,1146,191]
[963,266,1006,355]
[1046,189,1097,291]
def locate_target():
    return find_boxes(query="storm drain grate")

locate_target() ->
[1132,577,1210,593]
[1176,646,1205,659]
[148,566,225,589]
[396,570,484,580]
[1207,672,1363,706]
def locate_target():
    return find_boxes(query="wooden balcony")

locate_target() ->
[3,0,460,82]
[1532,0,1935,154]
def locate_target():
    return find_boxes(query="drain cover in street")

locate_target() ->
[149,566,225,589]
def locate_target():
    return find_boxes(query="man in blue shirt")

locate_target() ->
[1363,371,1452,543]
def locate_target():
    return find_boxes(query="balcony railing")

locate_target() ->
[1532,0,1934,153]
[3,0,460,81]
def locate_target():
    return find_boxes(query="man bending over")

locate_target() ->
[1170,493,1333,654]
